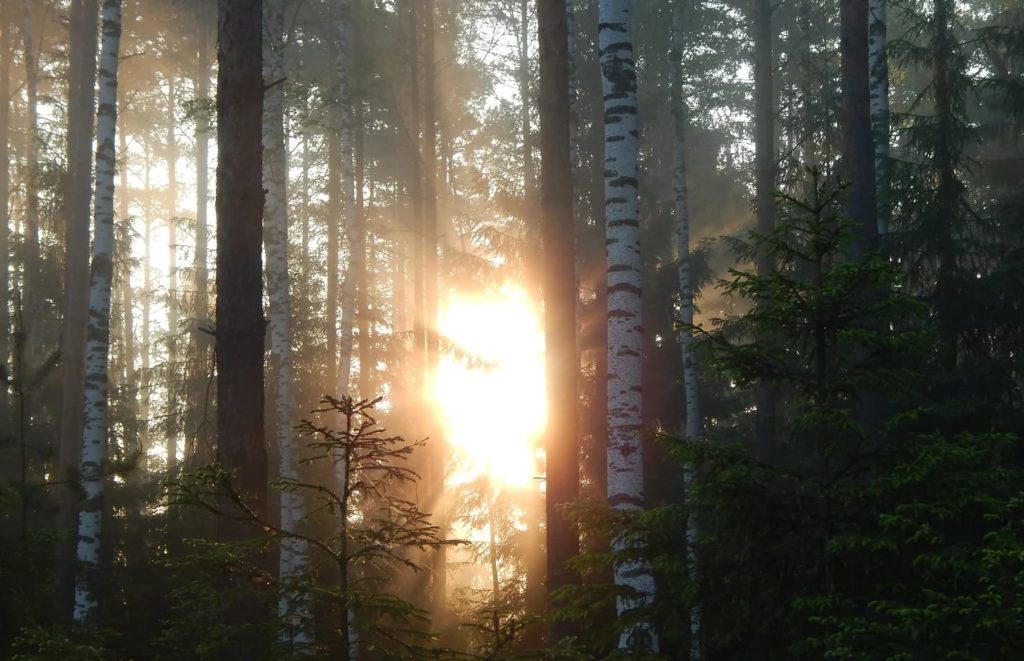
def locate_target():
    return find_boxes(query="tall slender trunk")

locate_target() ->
[538,0,579,645]
[166,76,180,470]
[327,122,341,385]
[141,151,152,434]
[421,0,446,623]
[336,0,358,397]
[671,3,701,657]
[263,0,312,646]
[117,125,136,459]
[798,0,815,168]
[753,0,777,466]
[407,0,425,390]
[216,0,267,544]
[72,0,122,624]
[932,0,959,370]
[0,0,15,450]
[190,8,212,463]
[55,0,99,621]
[355,98,371,397]
[19,0,39,360]
[519,0,534,203]
[599,0,656,651]
[869,0,889,234]
[840,0,878,254]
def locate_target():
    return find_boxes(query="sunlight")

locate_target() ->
[431,284,546,489]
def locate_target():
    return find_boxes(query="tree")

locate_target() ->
[215,0,267,543]
[73,0,123,625]
[537,0,579,645]
[336,0,359,396]
[670,2,701,656]
[840,0,878,253]
[869,0,890,233]
[599,0,656,651]
[262,0,311,647]
[752,0,777,465]
[55,0,99,622]
[18,0,40,361]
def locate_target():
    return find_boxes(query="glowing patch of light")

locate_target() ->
[432,284,546,488]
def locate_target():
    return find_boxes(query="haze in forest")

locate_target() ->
[0,0,1022,659]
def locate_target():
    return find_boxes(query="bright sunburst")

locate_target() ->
[431,284,546,488]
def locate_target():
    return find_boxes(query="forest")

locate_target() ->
[0,0,1022,658]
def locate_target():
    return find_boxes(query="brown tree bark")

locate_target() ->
[538,0,579,645]
[215,0,267,543]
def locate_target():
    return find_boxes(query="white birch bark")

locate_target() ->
[869,0,890,234]
[262,0,313,647]
[671,5,701,657]
[599,0,657,651]
[73,0,122,625]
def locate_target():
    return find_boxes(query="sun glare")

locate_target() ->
[432,285,546,488]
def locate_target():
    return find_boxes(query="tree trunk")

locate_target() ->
[215,0,267,543]
[421,0,447,624]
[263,0,312,646]
[72,0,122,624]
[869,0,889,234]
[840,0,878,254]
[752,0,777,466]
[19,0,40,361]
[336,0,359,397]
[0,0,15,470]
[537,0,579,646]
[670,3,701,657]
[190,6,213,463]
[599,0,656,651]
[166,75,180,470]
[55,0,99,621]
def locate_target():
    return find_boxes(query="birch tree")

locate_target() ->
[263,0,312,646]
[599,0,656,651]
[671,2,701,656]
[73,0,122,625]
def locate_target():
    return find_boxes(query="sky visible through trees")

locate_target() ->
[0,0,1023,659]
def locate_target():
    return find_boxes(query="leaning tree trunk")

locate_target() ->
[868,0,889,234]
[598,0,657,651]
[263,0,312,647]
[56,0,99,622]
[72,0,122,625]
[670,3,701,658]
[538,0,579,645]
